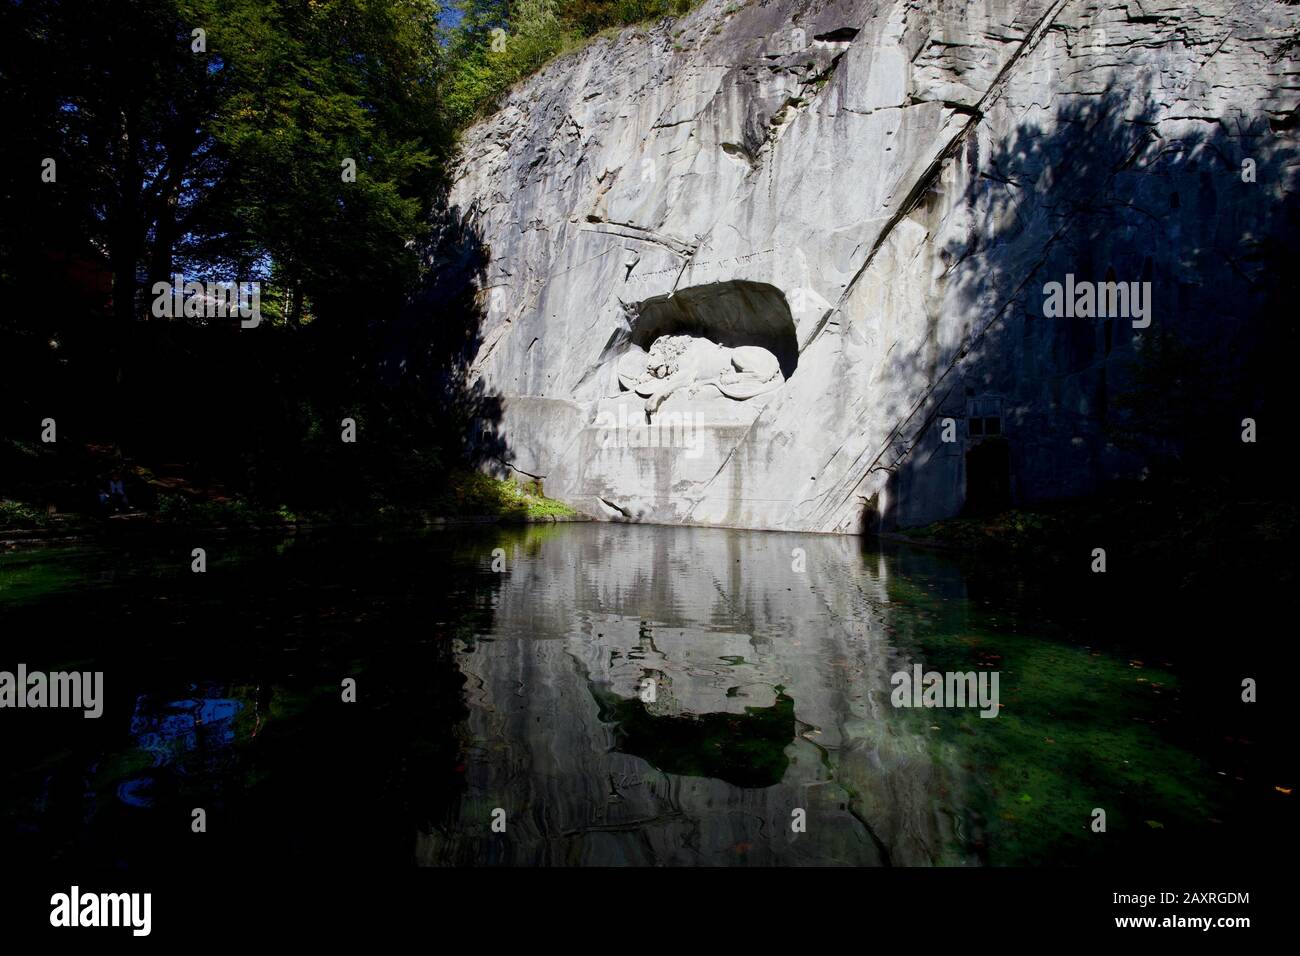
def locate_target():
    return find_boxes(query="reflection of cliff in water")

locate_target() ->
[418,525,974,866]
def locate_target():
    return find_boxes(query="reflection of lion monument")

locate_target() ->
[617,334,784,415]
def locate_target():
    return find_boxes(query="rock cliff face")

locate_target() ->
[442,0,1299,532]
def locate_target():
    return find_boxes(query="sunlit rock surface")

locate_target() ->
[440,0,1299,531]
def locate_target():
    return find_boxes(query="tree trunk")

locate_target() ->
[287,268,303,329]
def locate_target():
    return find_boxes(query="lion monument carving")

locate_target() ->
[617,334,785,416]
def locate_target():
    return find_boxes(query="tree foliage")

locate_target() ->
[441,0,695,128]
[0,0,449,329]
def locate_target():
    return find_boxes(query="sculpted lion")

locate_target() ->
[617,334,785,415]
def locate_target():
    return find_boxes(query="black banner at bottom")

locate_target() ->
[0,866,1276,942]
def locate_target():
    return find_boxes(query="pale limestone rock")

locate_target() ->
[439,0,1300,531]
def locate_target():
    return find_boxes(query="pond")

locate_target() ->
[0,523,1272,867]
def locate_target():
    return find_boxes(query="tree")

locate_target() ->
[0,0,448,329]
[1,0,228,324]
[207,0,446,325]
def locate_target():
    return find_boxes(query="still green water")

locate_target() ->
[0,523,1274,866]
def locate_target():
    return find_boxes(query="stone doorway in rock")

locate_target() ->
[964,437,1012,516]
